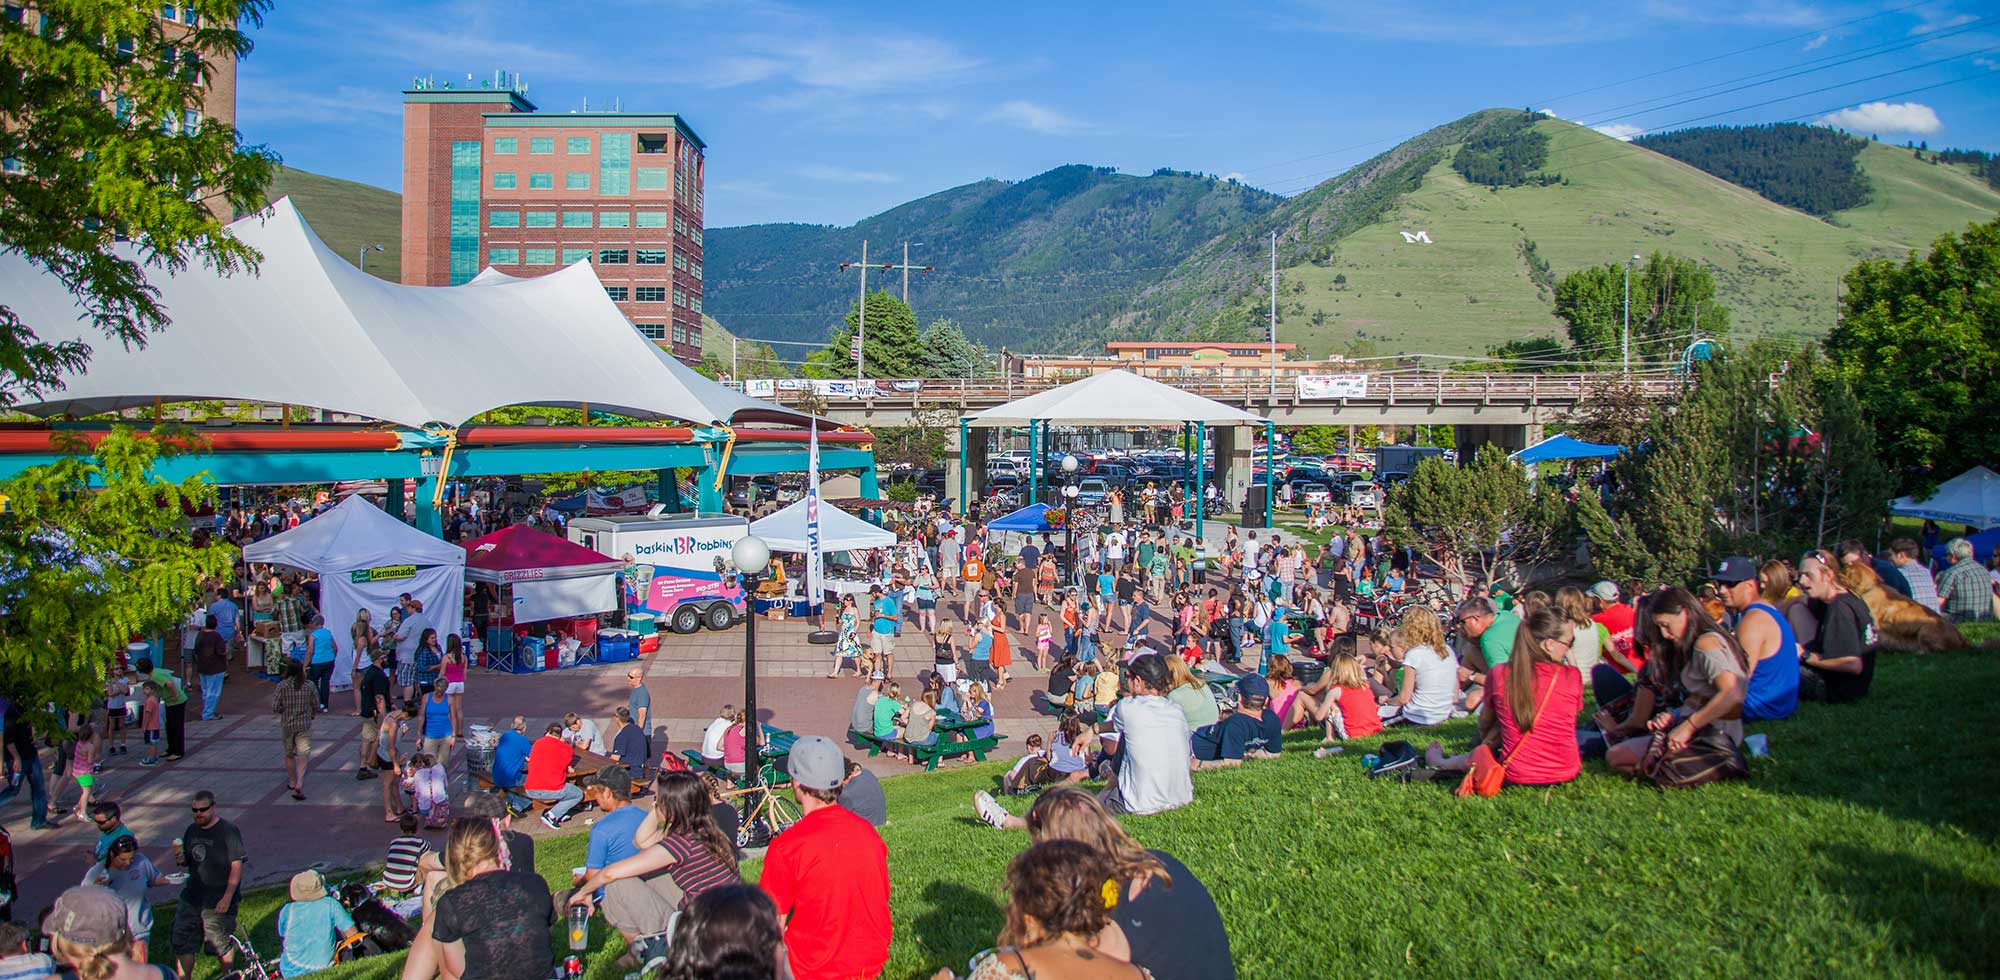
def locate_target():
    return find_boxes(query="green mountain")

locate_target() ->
[699,165,1284,350]
[259,166,403,281]
[1101,109,2000,357]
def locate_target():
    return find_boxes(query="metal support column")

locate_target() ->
[385,478,406,524]
[411,479,442,537]
[1194,422,1207,541]
[859,464,880,499]
[658,468,684,513]
[957,417,970,516]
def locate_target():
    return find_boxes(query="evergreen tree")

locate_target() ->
[1634,124,1870,215]
[803,290,923,378]
[914,318,992,378]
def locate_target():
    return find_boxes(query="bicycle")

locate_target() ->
[718,761,801,849]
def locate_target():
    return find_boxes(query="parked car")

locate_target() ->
[1075,477,1111,506]
[1348,481,1382,509]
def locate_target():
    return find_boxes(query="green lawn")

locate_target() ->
[164,627,2000,979]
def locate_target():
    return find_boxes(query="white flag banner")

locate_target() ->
[1295,374,1370,399]
[805,419,824,612]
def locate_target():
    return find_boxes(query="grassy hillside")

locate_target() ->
[1136,112,2000,358]
[702,165,1284,349]
[260,166,402,281]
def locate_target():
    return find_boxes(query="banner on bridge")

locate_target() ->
[744,379,925,399]
[1295,374,1370,399]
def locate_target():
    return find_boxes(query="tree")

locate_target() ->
[1553,253,1729,363]
[914,318,991,378]
[0,2,277,404]
[1382,447,1575,592]
[0,427,235,710]
[1826,217,2000,492]
[1480,336,1569,372]
[1563,378,1652,447]
[873,408,955,475]
[802,290,922,379]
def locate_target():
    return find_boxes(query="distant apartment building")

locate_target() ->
[1,3,237,191]
[400,74,706,364]
[1014,341,1347,380]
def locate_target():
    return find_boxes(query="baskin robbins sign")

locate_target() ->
[633,535,734,558]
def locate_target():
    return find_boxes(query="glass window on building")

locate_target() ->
[561,210,592,228]
[599,133,631,195]
[524,248,557,265]
[605,286,629,301]
[635,168,669,190]
[159,4,175,20]
[636,249,667,264]
[636,323,666,340]
[673,253,686,271]
[562,248,592,264]
[692,296,702,314]
[530,137,554,154]
[635,211,668,228]
[671,323,686,345]
[599,211,631,228]
[182,108,198,133]
[637,133,668,154]
[598,249,629,264]
[492,172,517,189]
[487,248,519,265]
[566,136,590,154]
[565,172,589,190]
[674,215,686,235]
[448,141,481,285]
[493,137,517,154]
[686,322,702,350]
[635,286,665,303]
[693,263,702,280]
[489,211,520,228]
[528,172,553,190]
[524,210,557,228]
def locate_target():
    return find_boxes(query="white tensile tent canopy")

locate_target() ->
[243,495,467,686]
[749,498,897,554]
[962,369,1270,427]
[1891,465,2000,529]
[0,197,814,429]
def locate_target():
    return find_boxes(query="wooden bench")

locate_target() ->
[851,729,1006,771]
[680,748,794,787]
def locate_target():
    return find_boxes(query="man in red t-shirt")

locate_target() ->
[1586,581,1642,703]
[760,735,889,980]
[523,723,583,829]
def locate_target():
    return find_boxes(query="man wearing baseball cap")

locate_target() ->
[1585,580,1644,699]
[43,886,147,976]
[1711,556,1799,722]
[758,736,889,980]
[1191,674,1284,770]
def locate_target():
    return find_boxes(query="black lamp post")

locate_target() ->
[730,534,771,803]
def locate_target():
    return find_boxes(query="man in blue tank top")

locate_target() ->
[1713,556,1798,721]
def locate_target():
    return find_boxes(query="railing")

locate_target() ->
[724,370,1685,406]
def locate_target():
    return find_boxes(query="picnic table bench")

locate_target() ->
[680,725,796,786]
[475,745,635,812]
[852,710,1007,771]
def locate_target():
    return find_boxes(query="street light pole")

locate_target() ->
[1060,454,1080,588]
[1622,254,1639,376]
[358,244,383,276]
[730,535,771,815]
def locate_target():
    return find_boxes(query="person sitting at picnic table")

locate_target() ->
[563,712,606,755]
[1190,674,1283,770]
[895,691,941,758]
[962,683,995,739]
[277,870,361,978]
[871,683,907,759]
[699,704,736,770]
[608,707,650,774]
[525,723,585,829]
[1423,606,1584,786]
[489,716,533,814]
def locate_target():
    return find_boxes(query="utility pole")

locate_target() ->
[838,240,892,381]
[1622,254,1639,376]
[1268,230,1278,398]
[732,336,739,380]
[884,242,933,305]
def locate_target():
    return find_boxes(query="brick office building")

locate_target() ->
[400,76,707,364]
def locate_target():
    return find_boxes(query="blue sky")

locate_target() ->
[239,0,2000,228]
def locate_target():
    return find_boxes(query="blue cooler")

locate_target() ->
[515,635,546,673]
[598,629,640,663]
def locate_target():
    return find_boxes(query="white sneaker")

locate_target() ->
[973,790,1009,830]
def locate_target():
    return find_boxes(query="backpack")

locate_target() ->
[1368,740,1420,779]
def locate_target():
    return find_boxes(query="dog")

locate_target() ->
[338,881,417,955]
[1835,563,1967,652]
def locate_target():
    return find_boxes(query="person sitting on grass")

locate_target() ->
[1424,606,1585,787]
[655,885,789,980]
[1090,656,1122,721]
[424,818,555,980]
[933,839,1150,980]
[0,921,55,980]
[380,812,430,897]
[1190,674,1282,771]
[42,886,157,980]
[1284,639,1384,754]
[997,716,1094,797]
[1796,552,1879,704]
[1378,609,1458,727]
[1021,654,1192,819]
[1162,657,1219,731]
[1606,587,1750,787]
[1263,656,1301,724]
[277,870,361,979]
[570,770,741,962]
[839,760,888,828]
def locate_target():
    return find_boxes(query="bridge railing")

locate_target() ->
[723,370,1685,405]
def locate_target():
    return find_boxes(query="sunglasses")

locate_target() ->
[191,804,213,814]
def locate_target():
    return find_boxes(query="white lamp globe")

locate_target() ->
[731,534,771,576]
[1060,454,1079,474]
[1062,483,1079,499]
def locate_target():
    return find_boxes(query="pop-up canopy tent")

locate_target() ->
[1892,466,2000,530]
[462,524,624,624]
[243,495,466,685]
[748,498,896,553]
[988,503,1058,533]
[1512,433,1623,464]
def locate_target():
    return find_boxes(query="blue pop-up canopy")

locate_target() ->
[1513,433,1623,465]
[987,502,1057,533]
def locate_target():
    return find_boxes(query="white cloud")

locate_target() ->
[1222,171,1246,182]
[986,100,1090,135]
[1803,32,1830,50]
[794,164,900,184]
[1815,101,1943,136]
[1910,12,1977,35]
[1593,122,1646,141]
[1976,56,2000,70]
[238,79,402,126]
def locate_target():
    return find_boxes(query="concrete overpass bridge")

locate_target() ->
[742,369,1685,505]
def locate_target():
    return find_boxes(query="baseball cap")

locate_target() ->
[1586,580,1619,601]
[788,735,847,791]
[48,886,130,945]
[1709,556,1757,585]
[290,870,328,902]
[1235,673,1271,699]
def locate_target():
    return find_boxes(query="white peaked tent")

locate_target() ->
[0,198,813,429]
[963,369,1269,427]
[244,496,466,683]
[1891,465,2000,529]
[749,497,897,554]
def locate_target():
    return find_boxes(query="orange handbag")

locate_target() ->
[1456,671,1560,798]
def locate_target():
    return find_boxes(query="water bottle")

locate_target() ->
[1362,753,1380,771]
[567,902,590,952]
